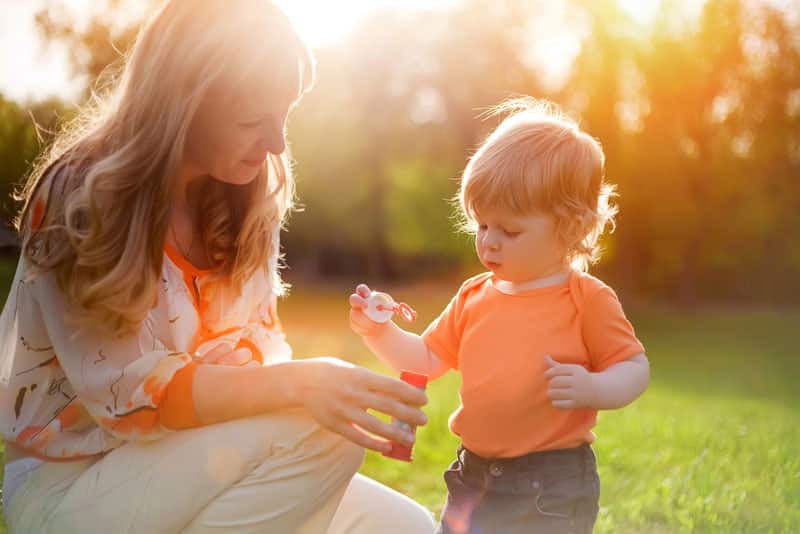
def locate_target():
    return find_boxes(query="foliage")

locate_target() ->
[0,0,797,303]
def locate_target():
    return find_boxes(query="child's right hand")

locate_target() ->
[349,283,392,338]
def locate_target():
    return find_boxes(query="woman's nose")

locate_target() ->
[261,115,286,155]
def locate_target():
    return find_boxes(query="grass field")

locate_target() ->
[0,274,797,532]
[278,279,800,533]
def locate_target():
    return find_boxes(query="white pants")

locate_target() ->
[5,410,436,533]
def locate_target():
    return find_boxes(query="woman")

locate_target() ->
[0,1,436,531]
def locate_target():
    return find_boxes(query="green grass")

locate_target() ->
[1,272,797,532]
[278,280,800,533]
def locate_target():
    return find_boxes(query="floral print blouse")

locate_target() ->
[0,236,290,461]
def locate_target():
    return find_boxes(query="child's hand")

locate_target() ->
[349,283,392,338]
[543,354,596,409]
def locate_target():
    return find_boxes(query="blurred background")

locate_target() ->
[0,1,798,532]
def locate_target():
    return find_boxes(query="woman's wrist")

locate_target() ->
[279,360,314,409]
[193,361,306,424]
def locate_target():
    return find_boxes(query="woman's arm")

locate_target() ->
[192,357,429,452]
[30,267,426,452]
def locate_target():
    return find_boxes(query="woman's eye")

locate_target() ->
[477,224,488,231]
[239,119,262,129]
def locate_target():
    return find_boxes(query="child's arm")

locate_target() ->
[544,353,650,410]
[350,284,450,380]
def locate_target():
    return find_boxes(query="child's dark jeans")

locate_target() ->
[437,443,600,534]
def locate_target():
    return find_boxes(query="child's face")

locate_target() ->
[474,209,567,282]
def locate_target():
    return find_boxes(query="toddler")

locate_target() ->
[349,98,650,534]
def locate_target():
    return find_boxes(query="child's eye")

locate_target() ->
[477,224,488,231]
[503,229,521,238]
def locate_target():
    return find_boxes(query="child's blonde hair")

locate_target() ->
[14,0,314,337]
[458,98,617,271]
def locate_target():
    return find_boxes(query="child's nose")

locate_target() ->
[482,232,500,251]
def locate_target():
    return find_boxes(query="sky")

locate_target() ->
[0,0,668,103]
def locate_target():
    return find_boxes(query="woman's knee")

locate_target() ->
[251,411,365,482]
[311,425,365,479]
[330,474,436,534]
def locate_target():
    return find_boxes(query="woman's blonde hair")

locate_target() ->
[458,98,617,271]
[14,0,315,337]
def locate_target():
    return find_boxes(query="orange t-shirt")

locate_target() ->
[422,270,645,458]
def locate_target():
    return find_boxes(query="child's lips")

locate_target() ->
[485,260,501,269]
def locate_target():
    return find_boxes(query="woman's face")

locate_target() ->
[183,69,298,185]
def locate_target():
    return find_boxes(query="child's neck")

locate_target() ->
[493,266,572,294]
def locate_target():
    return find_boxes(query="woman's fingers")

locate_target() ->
[356,390,427,427]
[329,419,391,452]
[200,343,235,363]
[200,345,253,366]
[217,348,253,366]
[344,407,414,447]
[298,359,428,451]
[362,370,428,408]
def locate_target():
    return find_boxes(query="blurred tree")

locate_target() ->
[10,0,798,302]
[0,94,67,244]
[35,0,155,95]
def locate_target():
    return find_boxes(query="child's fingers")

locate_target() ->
[356,284,372,298]
[349,310,379,335]
[349,308,372,326]
[551,399,577,410]
[543,365,571,379]
[349,293,368,309]
[547,387,573,400]
[547,376,572,389]
[544,354,559,367]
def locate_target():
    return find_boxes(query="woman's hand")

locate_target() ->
[200,343,259,367]
[293,357,428,453]
[349,283,391,338]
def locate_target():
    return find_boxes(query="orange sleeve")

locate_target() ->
[582,286,645,372]
[422,285,471,370]
[158,362,203,430]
